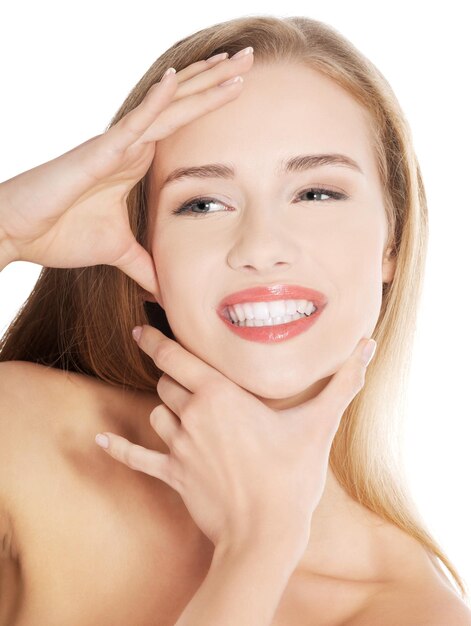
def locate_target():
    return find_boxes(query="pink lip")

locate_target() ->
[216,284,328,344]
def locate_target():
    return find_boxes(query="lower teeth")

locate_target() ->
[231,311,313,327]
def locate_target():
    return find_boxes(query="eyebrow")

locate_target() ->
[160,153,365,189]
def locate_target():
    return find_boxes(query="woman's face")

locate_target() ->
[147,62,395,409]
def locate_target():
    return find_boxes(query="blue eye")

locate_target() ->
[171,187,347,216]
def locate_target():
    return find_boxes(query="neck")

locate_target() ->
[294,466,392,582]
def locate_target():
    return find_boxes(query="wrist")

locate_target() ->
[175,528,304,626]
[0,233,18,271]
[0,182,20,269]
[214,523,308,571]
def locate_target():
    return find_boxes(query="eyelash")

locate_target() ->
[171,186,347,216]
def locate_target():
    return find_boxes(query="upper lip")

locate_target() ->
[217,284,328,313]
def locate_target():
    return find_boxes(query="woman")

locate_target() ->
[1,14,469,625]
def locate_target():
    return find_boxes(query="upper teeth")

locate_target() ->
[226,299,316,323]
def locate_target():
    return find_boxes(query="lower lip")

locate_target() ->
[218,305,326,343]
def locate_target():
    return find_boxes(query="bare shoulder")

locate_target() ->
[0,358,121,401]
[0,359,91,415]
[347,578,471,625]
[0,359,158,442]
[0,361,53,625]
[0,359,165,492]
[0,360,96,454]
[0,361,179,625]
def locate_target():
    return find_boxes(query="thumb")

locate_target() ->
[112,235,159,298]
[287,338,377,439]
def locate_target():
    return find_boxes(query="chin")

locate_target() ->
[223,367,324,402]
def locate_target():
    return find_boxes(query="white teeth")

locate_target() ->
[267,300,288,318]
[233,311,311,327]
[305,302,315,315]
[254,318,271,326]
[233,303,246,322]
[227,300,316,326]
[252,302,270,320]
[296,299,308,314]
[226,299,317,324]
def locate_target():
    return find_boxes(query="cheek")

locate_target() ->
[311,212,384,325]
[336,237,385,332]
[151,235,216,325]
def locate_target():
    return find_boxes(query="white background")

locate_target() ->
[1,0,470,600]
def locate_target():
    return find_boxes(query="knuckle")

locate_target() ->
[152,341,177,368]
[149,405,162,429]
[166,459,183,492]
[356,367,367,390]
[179,402,200,431]
[200,378,228,404]
[153,111,176,137]
[158,120,175,137]
[347,366,365,391]
[171,431,189,458]
[156,372,171,395]
[179,402,196,421]
[124,443,140,470]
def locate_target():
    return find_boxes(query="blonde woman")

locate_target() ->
[0,15,469,626]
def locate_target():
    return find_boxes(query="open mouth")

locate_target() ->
[224,299,317,327]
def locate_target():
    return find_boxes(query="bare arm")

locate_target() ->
[174,538,302,626]
[0,241,10,271]
[0,236,16,272]
[0,182,18,271]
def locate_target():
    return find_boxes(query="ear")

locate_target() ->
[382,245,397,285]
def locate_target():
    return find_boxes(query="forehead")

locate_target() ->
[151,62,378,187]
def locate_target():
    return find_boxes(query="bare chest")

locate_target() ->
[12,458,378,626]
[13,455,212,625]
[6,375,442,626]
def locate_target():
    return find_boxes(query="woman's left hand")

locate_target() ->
[95,323,375,550]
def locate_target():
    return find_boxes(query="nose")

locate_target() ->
[226,209,299,274]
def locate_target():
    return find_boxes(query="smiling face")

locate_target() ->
[146,62,396,408]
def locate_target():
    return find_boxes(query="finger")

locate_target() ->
[95,431,176,487]
[137,54,253,144]
[149,402,181,448]
[106,52,248,152]
[106,72,179,152]
[290,338,376,438]
[172,52,228,84]
[156,372,192,417]
[111,233,159,297]
[139,76,244,145]
[170,51,253,101]
[134,324,224,392]
[315,338,375,416]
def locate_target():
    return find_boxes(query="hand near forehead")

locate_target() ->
[0,51,252,290]
[96,324,377,553]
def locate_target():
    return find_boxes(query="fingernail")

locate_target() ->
[95,433,109,449]
[163,67,176,78]
[219,76,243,87]
[361,339,377,366]
[132,326,143,341]
[205,52,229,64]
[231,46,254,60]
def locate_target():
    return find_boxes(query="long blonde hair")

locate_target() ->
[1,14,467,602]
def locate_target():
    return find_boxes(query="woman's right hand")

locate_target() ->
[0,47,254,296]
[98,325,377,559]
